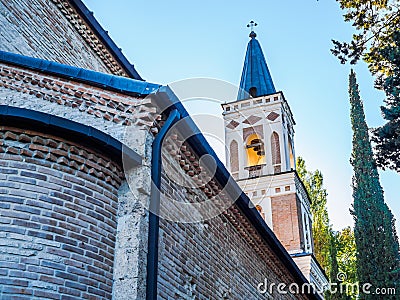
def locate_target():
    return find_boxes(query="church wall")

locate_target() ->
[0,0,120,75]
[0,44,320,300]
[0,61,157,299]
[157,146,311,300]
[0,126,122,299]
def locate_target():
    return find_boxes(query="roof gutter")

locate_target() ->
[146,109,180,300]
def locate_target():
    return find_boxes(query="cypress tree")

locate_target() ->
[349,70,400,299]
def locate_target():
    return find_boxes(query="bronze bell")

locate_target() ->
[257,150,265,156]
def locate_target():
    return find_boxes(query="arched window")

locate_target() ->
[249,87,257,97]
[246,134,265,167]
[229,140,239,174]
[271,132,281,173]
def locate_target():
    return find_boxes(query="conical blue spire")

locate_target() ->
[237,31,276,100]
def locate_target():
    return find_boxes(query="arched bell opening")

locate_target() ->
[246,133,265,167]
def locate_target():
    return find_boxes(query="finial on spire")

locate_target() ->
[247,20,258,38]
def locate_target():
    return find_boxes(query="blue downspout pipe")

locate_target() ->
[146,109,180,300]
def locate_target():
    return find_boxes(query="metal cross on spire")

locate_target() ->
[247,20,258,32]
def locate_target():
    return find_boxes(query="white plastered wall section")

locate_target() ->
[222,92,295,180]
[222,92,313,254]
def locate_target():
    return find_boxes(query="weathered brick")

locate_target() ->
[0,195,25,204]
[55,236,77,246]
[55,271,78,282]
[13,205,41,215]
[20,170,47,181]
[59,286,81,297]
[65,280,87,291]
[0,167,18,174]
[33,290,59,299]
[38,195,64,206]
[12,219,40,229]
[2,286,33,295]
[9,270,38,280]
[2,226,26,235]
[27,230,54,240]
[40,274,65,285]
[0,277,28,286]
[40,260,67,271]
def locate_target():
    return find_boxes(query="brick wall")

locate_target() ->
[0,62,156,142]
[0,0,126,76]
[271,193,304,253]
[0,59,158,300]
[157,142,310,299]
[0,126,123,299]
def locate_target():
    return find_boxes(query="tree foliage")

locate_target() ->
[372,31,400,171]
[333,0,400,172]
[326,231,352,300]
[335,227,357,299]
[331,0,400,72]
[335,227,357,287]
[349,70,399,299]
[296,157,331,273]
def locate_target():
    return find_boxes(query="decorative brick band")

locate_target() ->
[0,63,157,127]
[0,127,123,188]
[50,0,129,77]
[0,126,122,299]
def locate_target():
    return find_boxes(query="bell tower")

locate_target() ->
[222,23,328,290]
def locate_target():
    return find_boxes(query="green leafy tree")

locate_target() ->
[348,70,399,299]
[336,227,357,288]
[372,31,400,171]
[335,227,357,299]
[296,157,331,273]
[332,0,400,172]
[331,0,400,72]
[326,232,351,300]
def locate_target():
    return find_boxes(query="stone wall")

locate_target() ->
[0,126,122,299]
[0,60,156,299]
[0,0,128,76]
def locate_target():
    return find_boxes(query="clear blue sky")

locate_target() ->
[84,0,399,232]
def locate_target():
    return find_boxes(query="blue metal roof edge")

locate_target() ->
[0,51,160,97]
[70,0,143,80]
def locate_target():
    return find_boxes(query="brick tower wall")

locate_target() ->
[0,126,123,299]
[271,193,304,253]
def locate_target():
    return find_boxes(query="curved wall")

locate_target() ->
[0,126,122,299]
